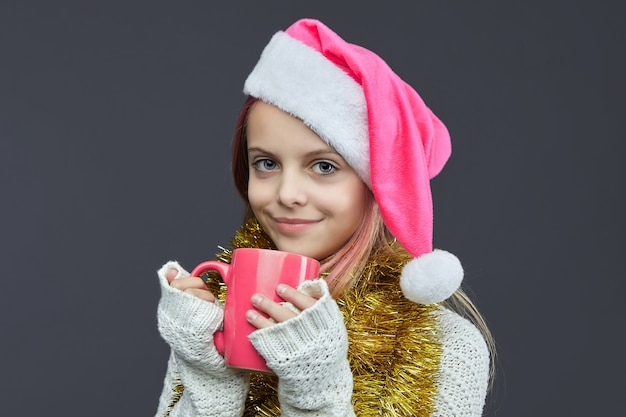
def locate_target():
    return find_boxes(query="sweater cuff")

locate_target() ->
[157,261,227,372]
[157,261,224,336]
[248,279,348,371]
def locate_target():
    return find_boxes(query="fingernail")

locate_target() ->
[251,294,263,306]
[276,284,287,295]
[246,310,258,321]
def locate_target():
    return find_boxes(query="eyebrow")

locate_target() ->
[247,146,342,159]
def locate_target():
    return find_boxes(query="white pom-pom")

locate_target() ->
[399,249,464,304]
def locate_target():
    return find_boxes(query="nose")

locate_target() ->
[277,171,308,207]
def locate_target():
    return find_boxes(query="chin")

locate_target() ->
[274,243,326,261]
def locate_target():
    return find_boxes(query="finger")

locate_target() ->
[165,268,178,284]
[250,294,298,323]
[276,284,318,311]
[169,276,208,292]
[246,309,275,330]
[184,288,216,302]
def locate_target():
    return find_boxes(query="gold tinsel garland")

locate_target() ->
[163,380,184,417]
[201,219,443,417]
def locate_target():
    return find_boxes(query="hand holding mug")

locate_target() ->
[191,248,320,373]
[245,283,320,329]
[166,269,216,302]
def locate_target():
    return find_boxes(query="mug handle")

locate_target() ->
[190,261,231,355]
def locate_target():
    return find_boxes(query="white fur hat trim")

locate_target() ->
[244,31,371,185]
[399,249,464,304]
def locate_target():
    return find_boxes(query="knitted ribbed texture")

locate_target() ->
[432,309,490,417]
[154,261,489,417]
[155,261,249,417]
[248,279,355,416]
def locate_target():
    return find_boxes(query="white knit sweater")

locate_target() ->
[154,261,489,417]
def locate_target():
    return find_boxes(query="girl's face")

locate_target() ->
[246,101,368,260]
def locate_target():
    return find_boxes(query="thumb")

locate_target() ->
[165,268,179,284]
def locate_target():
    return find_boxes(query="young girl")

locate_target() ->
[155,18,494,417]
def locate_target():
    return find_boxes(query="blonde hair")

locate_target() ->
[318,190,381,294]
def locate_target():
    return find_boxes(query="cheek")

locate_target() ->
[332,182,368,225]
[247,178,270,211]
[346,179,368,211]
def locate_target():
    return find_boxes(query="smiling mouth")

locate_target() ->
[272,217,321,233]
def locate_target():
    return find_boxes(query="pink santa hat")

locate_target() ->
[243,18,463,304]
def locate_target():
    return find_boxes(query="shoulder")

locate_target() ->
[432,307,490,417]
[434,307,490,359]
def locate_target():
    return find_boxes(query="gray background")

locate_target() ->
[1,1,624,415]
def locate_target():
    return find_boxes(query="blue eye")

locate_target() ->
[253,159,278,171]
[313,161,336,175]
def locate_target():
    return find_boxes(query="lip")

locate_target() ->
[272,217,321,234]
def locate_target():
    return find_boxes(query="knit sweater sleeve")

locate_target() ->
[432,308,490,417]
[248,279,355,417]
[154,261,249,417]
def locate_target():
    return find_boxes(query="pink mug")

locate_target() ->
[191,248,320,373]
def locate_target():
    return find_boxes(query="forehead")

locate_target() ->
[246,101,335,152]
